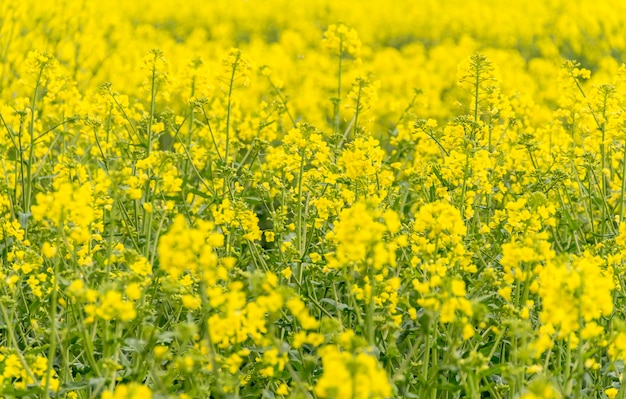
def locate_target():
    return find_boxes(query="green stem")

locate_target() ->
[147,52,159,156]
[296,151,306,257]
[353,80,362,138]
[366,268,375,347]
[225,51,240,170]
[619,133,626,224]
[333,43,343,136]
[25,66,43,220]
[44,245,61,397]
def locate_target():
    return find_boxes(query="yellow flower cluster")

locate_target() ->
[535,253,614,345]
[31,182,98,244]
[322,24,362,60]
[102,383,152,399]
[158,214,223,280]
[0,351,59,393]
[314,345,391,399]
[325,202,400,271]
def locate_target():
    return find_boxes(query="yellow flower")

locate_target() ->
[125,283,142,300]
[101,383,152,399]
[181,294,202,310]
[322,24,362,60]
[606,388,619,399]
[130,256,152,276]
[158,214,222,280]
[41,242,57,258]
[154,345,169,359]
[315,345,391,399]
[462,323,475,340]
[280,267,292,279]
[276,383,289,396]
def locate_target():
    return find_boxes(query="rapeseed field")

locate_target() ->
[1,1,626,398]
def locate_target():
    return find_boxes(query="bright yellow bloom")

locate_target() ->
[101,383,152,399]
[315,345,391,399]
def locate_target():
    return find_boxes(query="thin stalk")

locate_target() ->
[459,145,472,219]
[225,51,240,170]
[333,42,344,136]
[44,241,62,398]
[366,268,375,347]
[266,76,296,127]
[620,132,626,223]
[25,65,44,219]
[296,151,306,257]
[353,80,363,138]
[473,65,480,124]
[147,52,159,156]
